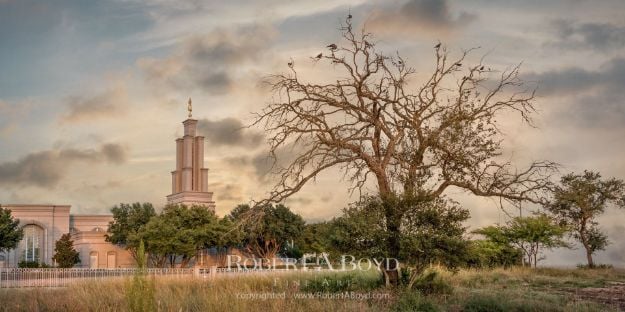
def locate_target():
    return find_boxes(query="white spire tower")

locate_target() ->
[166,98,216,211]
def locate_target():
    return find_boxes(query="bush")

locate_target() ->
[126,240,156,312]
[18,261,51,268]
[411,270,453,295]
[391,291,439,312]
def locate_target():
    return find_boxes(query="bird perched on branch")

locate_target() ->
[288,59,294,68]
[480,65,484,71]
[327,44,337,51]
[315,53,322,59]
[435,42,441,49]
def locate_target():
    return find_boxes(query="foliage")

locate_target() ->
[474,214,569,267]
[106,202,156,260]
[547,170,625,267]
[0,206,24,253]
[126,240,156,312]
[136,205,229,268]
[295,221,336,256]
[332,194,470,274]
[18,261,51,268]
[408,270,453,295]
[229,203,305,259]
[464,239,523,268]
[52,233,80,268]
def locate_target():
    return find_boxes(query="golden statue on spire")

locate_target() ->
[187,97,193,118]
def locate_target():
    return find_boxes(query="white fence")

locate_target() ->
[0,267,322,288]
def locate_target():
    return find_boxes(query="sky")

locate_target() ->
[1,0,624,266]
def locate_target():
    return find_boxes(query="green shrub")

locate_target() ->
[391,291,439,312]
[125,240,156,312]
[411,270,453,295]
[18,261,50,268]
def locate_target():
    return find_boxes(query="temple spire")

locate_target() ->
[187,97,193,118]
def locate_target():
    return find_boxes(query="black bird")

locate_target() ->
[327,44,337,51]
[288,60,294,68]
[434,42,441,49]
[455,62,462,67]
[348,14,352,19]
[316,53,323,59]
[480,66,484,71]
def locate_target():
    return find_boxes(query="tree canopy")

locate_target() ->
[0,206,23,253]
[52,233,80,268]
[106,202,156,260]
[136,205,228,268]
[547,170,625,267]
[253,17,556,206]
[229,204,305,260]
[474,214,568,268]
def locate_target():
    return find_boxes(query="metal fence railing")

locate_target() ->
[0,267,323,288]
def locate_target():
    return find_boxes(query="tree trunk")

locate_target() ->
[382,193,401,287]
[586,250,595,268]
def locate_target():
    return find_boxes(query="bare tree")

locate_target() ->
[252,17,557,280]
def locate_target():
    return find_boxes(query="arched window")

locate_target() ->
[20,225,44,263]
[107,251,116,268]
[89,251,99,268]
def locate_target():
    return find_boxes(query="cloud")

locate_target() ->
[0,99,32,137]
[0,143,127,188]
[137,24,276,94]
[61,87,128,123]
[525,57,625,127]
[368,0,476,37]
[197,118,263,147]
[547,19,625,52]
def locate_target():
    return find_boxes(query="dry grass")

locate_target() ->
[0,268,624,311]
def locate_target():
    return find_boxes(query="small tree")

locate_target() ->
[0,206,24,253]
[547,170,625,267]
[475,214,568,268]
[229,204,305,260]
[137,205,223,268]
[52,233,80,268]
[106,202,156,261]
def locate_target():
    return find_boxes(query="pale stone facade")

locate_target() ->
[166,117,216,211]
[0,205,134,268]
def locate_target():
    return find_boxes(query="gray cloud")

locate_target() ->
[527,57,625,127]
[0,143,127,188]
[197,118,263,147]
[61,87,128,123]
[138,25,276,94]
[213,183,244,202]
[369,0,476,37]
[548,19,625,52]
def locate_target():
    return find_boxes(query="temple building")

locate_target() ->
[0,101,217,268]
[0,205,134,268]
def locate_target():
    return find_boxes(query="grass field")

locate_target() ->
[1,267,624,311]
